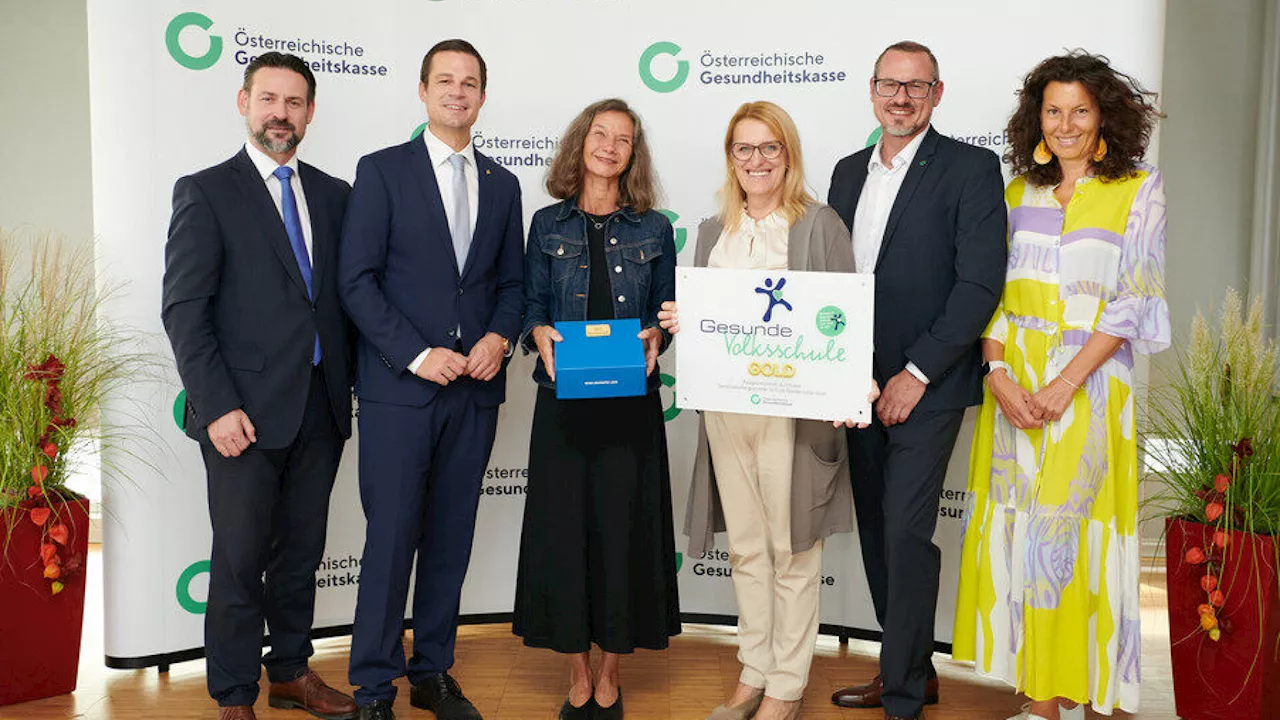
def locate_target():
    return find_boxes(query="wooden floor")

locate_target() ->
[6,549,1177,720]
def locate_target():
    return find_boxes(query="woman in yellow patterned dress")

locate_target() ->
[952,52,1168,720]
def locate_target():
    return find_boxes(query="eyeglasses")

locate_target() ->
[873,78,937,99]
[731,141,785,161]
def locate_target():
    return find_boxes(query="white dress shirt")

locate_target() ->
[244,141,313,259]
[422,126,479,239]
[408,128,482,373]
[851,129,931,384]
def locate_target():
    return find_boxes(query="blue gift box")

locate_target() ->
[554,318,646,400]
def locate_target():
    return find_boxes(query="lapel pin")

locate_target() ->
[485,169,491,175]
[919,160,928,166]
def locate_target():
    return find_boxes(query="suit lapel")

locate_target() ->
[408,140,460,277]
[298,163,328,294]
[875,127,940,271]
[231,149,309,298]
[464,152,497,279]
[845,154,871,229]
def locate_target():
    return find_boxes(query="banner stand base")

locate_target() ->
[105,613,953,671]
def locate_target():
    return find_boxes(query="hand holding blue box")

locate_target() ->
[554,319,647,399]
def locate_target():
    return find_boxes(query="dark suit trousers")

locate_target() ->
[201,367,344,707]
[847,406,964,719]
[348,385,498,706]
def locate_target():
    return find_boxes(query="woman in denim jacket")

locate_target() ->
[512,98,679,720]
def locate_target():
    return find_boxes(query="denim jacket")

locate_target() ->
[521,197,676,391]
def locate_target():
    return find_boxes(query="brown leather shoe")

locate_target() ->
[830,674,939,708]
[217,707,256,720]
[268,669,358,720]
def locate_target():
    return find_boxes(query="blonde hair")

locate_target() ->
[717,101,814,231]
[545,98,659,214]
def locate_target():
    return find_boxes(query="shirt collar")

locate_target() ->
[867,127,928,174]
[244,141,300,182]
[422,126,476,170]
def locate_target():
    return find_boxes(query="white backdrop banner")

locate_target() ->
[88,0,1164,665]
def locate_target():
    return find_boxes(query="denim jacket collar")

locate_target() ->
[553,195,644,225]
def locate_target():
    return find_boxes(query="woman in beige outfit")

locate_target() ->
[659,101,874,720]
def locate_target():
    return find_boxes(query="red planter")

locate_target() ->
[0,495,89,706]
[1166,517,1280,720]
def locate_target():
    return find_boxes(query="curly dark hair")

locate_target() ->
[1006,50,1161,185]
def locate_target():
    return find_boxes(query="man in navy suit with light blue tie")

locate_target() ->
[339,39,523,720]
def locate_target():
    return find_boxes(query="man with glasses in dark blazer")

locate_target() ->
[826,41,1007,720]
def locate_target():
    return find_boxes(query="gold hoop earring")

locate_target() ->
[1092,137,1108,162]
[1033,140,1053,165]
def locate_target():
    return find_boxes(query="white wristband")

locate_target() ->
[986,360,1010,376]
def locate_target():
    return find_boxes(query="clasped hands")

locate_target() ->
[532,324,663,381]
[415,332,507,386]
[986,369,1078,429]
[657,301,879,429]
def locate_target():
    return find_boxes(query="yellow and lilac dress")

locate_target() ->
[952,166,1169,714]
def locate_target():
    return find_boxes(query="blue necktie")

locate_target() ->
[447,153,472,272]
[273,166,322,366]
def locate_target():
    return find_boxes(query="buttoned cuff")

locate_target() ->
[407,347,431,374]
[905,361,930,385]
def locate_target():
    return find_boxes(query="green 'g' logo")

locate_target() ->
[172,390,187,431]
[815,305,847,337]
[176,560,211,614]
[639,42,689,93]
[658,209,688,254]
[675,551,683,573]
[660,373,681,421]
[166,12,222,70]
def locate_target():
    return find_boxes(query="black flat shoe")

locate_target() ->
[558,695,594,720]
[594,689,623,720]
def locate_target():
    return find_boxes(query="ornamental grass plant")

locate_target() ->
[1146,288,1280,538]
[0,228,150,592]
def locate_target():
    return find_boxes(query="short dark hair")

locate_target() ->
[242,52,316,103]
[420,39,488,92]
[1005,50,1161,185]
[874,41,940,81]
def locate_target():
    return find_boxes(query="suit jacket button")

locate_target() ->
[458,287,464,296]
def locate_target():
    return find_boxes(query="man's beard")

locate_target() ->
[251,120,301,153]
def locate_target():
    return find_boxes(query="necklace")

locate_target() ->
[585,210,616,230]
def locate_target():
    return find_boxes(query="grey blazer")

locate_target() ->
[683,202,857,557]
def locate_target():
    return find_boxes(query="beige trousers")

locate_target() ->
[704,411,824,702]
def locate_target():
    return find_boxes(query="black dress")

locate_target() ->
[512,211,681,653]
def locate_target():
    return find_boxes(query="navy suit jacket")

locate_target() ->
[339,139,524,408]
[162,148,353,448]
[828,127,1007,412]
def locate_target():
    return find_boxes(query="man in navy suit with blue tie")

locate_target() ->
[339,39,523,720]
[163,53,357,720]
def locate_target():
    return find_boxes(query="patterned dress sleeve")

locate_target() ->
[1095,167,1171,354]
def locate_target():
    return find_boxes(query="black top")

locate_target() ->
[584,212,616,321]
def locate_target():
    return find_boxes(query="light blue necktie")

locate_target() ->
[272,166,322,366]
[447,153,472,272]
